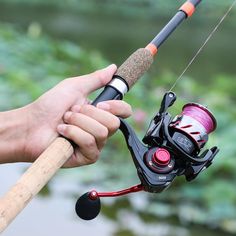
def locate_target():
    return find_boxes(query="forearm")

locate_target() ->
[0,106,30,163]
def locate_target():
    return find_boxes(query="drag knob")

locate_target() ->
[145,148,174,173]
[152,148,170,166]
[75,191,101,220]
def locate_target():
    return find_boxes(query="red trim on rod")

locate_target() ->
[180,1,195,17]
[145,44,158,56]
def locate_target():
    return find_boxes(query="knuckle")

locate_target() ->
[80,104,93,114]
[84,135,96,149]
[87,150,100,164]
[66,112,75,123]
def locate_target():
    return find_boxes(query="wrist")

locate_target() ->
[0,105,31,163]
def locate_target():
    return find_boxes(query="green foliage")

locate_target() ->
[0,23,108,110]
[1,19,236,234]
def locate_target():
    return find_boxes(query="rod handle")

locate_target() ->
[0,137,73,233]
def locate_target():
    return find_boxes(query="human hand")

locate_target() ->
[21,64,132,167]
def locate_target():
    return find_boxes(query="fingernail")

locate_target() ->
[97,102,110,111]
[64,111,72,120]
[57,124,66,135]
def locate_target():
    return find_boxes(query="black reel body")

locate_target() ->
[75,92,219,220]
[123,92,218,192]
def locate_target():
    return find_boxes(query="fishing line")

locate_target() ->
[169,0,236,91]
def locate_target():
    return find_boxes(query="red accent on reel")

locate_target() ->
[152,148,170,166]
[171,103,217,152]
[88,184,144,200]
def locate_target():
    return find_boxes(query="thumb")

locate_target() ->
[78,64,117,95]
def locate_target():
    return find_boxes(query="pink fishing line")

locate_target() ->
[182,104,217,134]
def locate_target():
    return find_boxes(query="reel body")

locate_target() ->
[75,92,219,220]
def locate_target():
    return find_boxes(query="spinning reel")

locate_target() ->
[75,92,219,220]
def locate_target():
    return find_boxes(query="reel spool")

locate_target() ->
[170,103,217,155]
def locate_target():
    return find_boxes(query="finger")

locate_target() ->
[72,64,117,95]
[96,100,132,118]
[63,111,108,150]
[79,105,120,136]
[57,124,100,162]
[63,149,96,168]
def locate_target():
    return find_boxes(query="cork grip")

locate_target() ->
[0,137,74,232]
[115,48,154,89]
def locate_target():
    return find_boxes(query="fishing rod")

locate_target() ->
[0,0,221,231]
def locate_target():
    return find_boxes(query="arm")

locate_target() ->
[0,106,30,163]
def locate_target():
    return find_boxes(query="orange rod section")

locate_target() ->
[180,1,195,17]
[145,43,158,56]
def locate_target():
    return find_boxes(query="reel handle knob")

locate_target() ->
[75,191,101,220]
